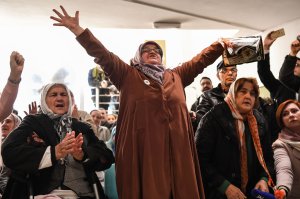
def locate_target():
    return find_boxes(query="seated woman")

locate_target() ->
[196,77,274,199]
[273,99,300,199]
[0,113,22,195]
[1,83,114,199]
[1,113,22,140]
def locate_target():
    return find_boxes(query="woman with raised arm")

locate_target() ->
[50,6,229,199]
[0,51,24,122]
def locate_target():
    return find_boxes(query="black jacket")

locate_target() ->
[195,102,274,199]
[1,114,115,199]
[196,83,225,123]
[258,53,295,105]
[257,53,296,142]
[279,55,300,94]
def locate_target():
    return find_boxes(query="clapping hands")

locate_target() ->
[55,131,84,161]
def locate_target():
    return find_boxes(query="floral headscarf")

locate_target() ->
[225,78,274,192]
[130,41,165,85]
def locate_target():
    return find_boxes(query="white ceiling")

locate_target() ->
[1,0,299,36]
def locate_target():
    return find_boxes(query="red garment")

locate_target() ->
[77,29,224,199]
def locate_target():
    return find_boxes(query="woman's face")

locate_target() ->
[282,103,300,130]
[45,85,69,115]
[1,114,15,138]
[235,82,256,116]
[141,44,162,65]
[91,110,101,126]
[107,114,116,124]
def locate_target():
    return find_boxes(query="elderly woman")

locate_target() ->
[1,83,114,199]
[0,113,21,195]
[196,77,274,199]
[273,99,300,199]
[1,113,21,140]
[0,51,24,166]
[50,5,229,199]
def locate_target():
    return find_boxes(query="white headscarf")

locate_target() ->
[40,83,73,119]
[40,83,73,142]
[10,113,21,129]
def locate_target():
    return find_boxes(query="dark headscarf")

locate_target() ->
[130,41,165,85]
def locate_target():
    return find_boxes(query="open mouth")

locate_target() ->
[243,101,251,106]
[55,104,64,108]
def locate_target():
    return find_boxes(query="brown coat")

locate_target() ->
[77,29,224,199]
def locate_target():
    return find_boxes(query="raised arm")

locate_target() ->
[51,6,130,90]
[279,39,300,92]
[0,51,24,121]
[50,5,84,36]
[257,31,281,95]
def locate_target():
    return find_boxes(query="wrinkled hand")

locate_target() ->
[225,184,246,199]
[50,5,84,36]
[55,131,76,160]
[263,31,277,50]
[71,132,84,161]
[254,179,269,192]
[55,131,84,161]
[9,51,24,82]
[24,101,38,115]
[290,39,300,56]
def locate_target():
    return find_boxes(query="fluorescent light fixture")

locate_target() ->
[153,21,181,29]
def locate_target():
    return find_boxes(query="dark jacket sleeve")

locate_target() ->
[1,115,49,173]
[257,53,281,96]
[195,110,228,191]
[196,92,213,120]
[279,55,300,92]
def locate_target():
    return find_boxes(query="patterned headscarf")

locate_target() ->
[130,41,165,85]
[225,78,274,193]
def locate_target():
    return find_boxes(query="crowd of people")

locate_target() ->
[0,4,299,199]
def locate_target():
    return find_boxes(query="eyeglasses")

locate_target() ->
[141,47,162,55]
[219,68,238,74]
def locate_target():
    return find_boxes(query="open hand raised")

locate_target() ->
[50,5,84,36]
